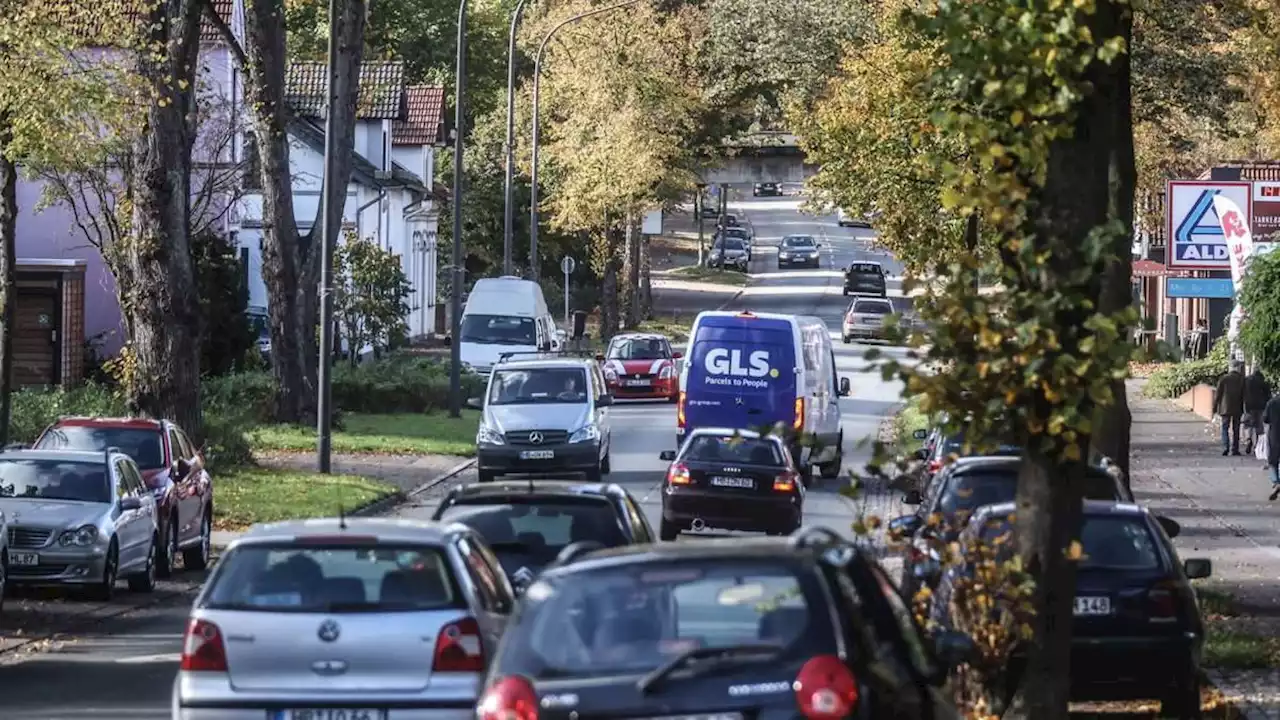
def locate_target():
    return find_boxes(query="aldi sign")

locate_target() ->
[1165,180,1252,270]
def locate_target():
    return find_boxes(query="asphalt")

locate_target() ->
[0,193,911,715]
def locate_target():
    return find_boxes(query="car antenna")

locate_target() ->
[338,504,347,530]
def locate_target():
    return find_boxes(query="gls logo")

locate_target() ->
[705,348,770,377]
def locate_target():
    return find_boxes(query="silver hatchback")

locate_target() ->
[841,297,896,343]
[172,517,515,720]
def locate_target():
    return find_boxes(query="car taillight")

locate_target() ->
[793,397,804,431]
[1148,582,1180,622]
[677,392,686,428]
[773,470,798,492]
[478,675,539,720]
[432,617,486,672]
[667,462,692,485]
[795,654,859,719]
[180,618,228,672]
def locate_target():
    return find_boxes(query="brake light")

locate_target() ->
[795,654,859,719]
[432,617,486,672]
[478,675,539,720]
[1148,582,1180,623]
[667,462,692,485]
[180,618,228,672]
[677,392,686,428]
[773,469,798,492]
[793,397,804,431]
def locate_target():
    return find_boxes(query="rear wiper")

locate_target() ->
[637,644,781,694]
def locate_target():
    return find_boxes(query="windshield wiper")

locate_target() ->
[637,644,781,694]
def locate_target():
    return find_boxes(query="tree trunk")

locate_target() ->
[126,0,205,440]
[244,0,367,424]
[600,225,621,341]
[0,115,16,447]
[640,229,653,320]
[624,211,641,328]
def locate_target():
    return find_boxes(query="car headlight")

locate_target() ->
[659,365,675,380]
[59,524,100,547]
[569,424,601,444]
[477,425,505,445]
[779,252,789,258]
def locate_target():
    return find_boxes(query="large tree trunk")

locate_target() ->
[600,225,621,341]
[0,116,16,447]
[126,0,205,439]
[640,229,653,320]
[244,0,366,424]
[624,211,641,328]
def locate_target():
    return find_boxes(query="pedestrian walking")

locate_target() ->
[1244,367,1272,455]
[1264,391,1280,501]
[1213,361,1247,456]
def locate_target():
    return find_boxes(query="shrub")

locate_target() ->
[203,371,277,425]
[1144,336,1230,399]
[8,384,127,444]
[331,357,485,413]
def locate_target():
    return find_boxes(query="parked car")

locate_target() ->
[0,502,8,610]
[478,528,969,720]
[836,208,874,228]
[716,225,754,258]
[0,449,158,600]
[33,416,214,576]
[173,517,514,718]
[841,296,896,343]
[931,501,1211,716]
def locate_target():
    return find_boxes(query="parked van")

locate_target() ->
[676,310,851,482]
[459,277,559,376]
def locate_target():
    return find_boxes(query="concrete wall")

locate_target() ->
[702,153,816,185]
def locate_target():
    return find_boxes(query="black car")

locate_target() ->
[844,261,887,297]
[778,234,821,268]
[897,427,1022,492]
[889,456,1138,600]
[930,501,1211,715]
[657,428,805,540]
[753,181,781,196]
[477,529,969,720]
[430,480,654,593]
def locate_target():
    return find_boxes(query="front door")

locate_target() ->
[13,291,59,387]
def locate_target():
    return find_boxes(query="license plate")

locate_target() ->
[273,711,386,720]
[8,551,38,566]
[1074,596,1111,616]
[623,379,651,387]
[519,450,555,460]
[860,318,882,325]
[710,476,755,489]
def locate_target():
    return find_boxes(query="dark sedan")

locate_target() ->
[753,181,781,196]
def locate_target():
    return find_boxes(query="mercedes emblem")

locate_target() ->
[528,431,544,445]
[317,620,341,643]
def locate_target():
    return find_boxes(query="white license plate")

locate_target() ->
[860,318,882,325]
[623,379,652,386]
[8,551,38,566]
[1074,596,1111,616]
[519,450,555,460]
[710,476,755,489]
[274,711,386,720]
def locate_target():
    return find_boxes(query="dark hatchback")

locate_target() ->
[478,531,969,720]
[657,429,804,540]
[931,501,1211,716]
[754,181,781,196]
[430,480,653,593]
[843,262,887,297]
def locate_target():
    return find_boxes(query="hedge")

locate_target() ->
[1143,338,1230,399]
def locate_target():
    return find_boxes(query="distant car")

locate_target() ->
[837,207,873,228]
[430,479,654,593]
[716,226,754,259]
[172,517,513,718]
[33,416,214,576]
[931,501,1211,716]
[599,332,681,401]
[0,449,158,600]
[753,182,781,196]
[777,234,821,269]
[478,529,969,720]
[844,261,888,297]
[842,297,895,343]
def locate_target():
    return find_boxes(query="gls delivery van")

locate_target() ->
[458,276,560,376]
[676,310,851,483]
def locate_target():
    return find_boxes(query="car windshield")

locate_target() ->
[784,236,815,247]
[682,435,783,466]
[502,561,815,677]
[852,301,892,315]
[35,425,166,470]
[940,470,1119,515]
[941,434,1021,456]
[979,515,1162,571]
[608,337,670,360]
[201,544,463,613]
[460,314,537,345]
[718,239,745,251]
[0,459,110,503]
[437,500,628,575]
[488,368,589,405]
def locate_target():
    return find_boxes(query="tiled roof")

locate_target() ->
[202,0,235,44]
[394,85,446,146]
[285,61,407,120]
[56,0,237,47]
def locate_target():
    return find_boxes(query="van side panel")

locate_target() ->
[684,316,798,433]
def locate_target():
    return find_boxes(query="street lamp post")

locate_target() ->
[501,0,531,277]
[448,0,468,419]
[315,0,341,473]
[528,0,644,282]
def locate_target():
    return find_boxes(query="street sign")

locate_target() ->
[1165,277,1234,299]
[642,209,662,235]
[1165,180,1251,270]
[561,256,576,275]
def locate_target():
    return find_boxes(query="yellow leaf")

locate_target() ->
[1011,109,1025,126]
[1066,540,1083,560]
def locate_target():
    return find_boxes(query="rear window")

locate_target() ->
[940,470,1119,514]
[941,435,1021,456]
[437,499,627,555]
[848,263,882,274]
[852,301,892,314]
[979,515,1162,571]
[501,561,820,677]
[36,425,166,470]
[201,544,461,613]
[683,435,783,465]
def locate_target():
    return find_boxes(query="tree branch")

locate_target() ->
[202,0,249,68]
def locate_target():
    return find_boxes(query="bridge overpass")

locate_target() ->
[701,132,815,185]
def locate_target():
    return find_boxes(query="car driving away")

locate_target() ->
[477,529,968,720]
[656,428,805,540]
[841,296,895,343]
[173,517,513,720]
[429,480,654,593]
[777,234,821,268]
[930,501,1212,717]
[843,261,888,297]
[599,332,681,402]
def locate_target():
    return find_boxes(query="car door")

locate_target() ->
[113,460,147,571]
[454,535,511,652]
[170,426,205,543]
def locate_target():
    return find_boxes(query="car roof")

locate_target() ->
[495,356,596,370]
[784,234,815,240]
[541,535,842,577]
[0,449,114,464]
[610,332,669,342]
[50,417,165,430]
[447,479,624,502]
[947,456,1112,476]
[228,517,469,548]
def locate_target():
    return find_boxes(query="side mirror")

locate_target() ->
[596,395,614,407]
[659,450,677,462]
[838,377,851,397]
[443,335,452,346]
[1184,558,1212,579]
[1157,515,1182,539]
[901,489,923,505]
[932,630,977,672]
[171,459,190,480]
[888,514,923,535]
[912,429,928,440]
[119,496,142,511]
[672,351,683,359]
[595,353,605,362]
[465,397,483,410]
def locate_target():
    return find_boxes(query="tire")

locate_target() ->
[88,540,119,602]
[819,441,843,479]
[842,335,851,344]
[478,469,498,483]
[157,514,178,579]
[128,535,158,593]
[842,289,849,296]
[1161,672,1202,719]
[798,461,815,488]
[601,447,612,474]
[667,392,678,403]
[183,511,211,571]
[659,517,679,541]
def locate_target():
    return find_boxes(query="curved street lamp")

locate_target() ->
[528,0,645,282]
[448,0,468,418]
[502,0,532,276]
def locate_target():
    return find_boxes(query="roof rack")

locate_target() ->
[553,540,604,566]
[789,526,843,549]
[496,350,599,363]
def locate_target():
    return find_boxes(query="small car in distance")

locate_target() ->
[842,297,896,343]
[753,181,781,196]
[844,261,888,297]
[708,236,750,271]
[599,333,681,402]
[777,234,821,269]
[837,207,873,228]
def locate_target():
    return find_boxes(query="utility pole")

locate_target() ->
[315,0,341,473]
[448,0,468,418]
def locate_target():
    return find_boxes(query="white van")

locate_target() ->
[459,277,559,376]
[677,310,851,482]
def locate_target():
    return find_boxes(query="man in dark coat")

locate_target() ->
[1245,368,1272,455]
[1213,361,1246,456]
[1265,392,1280,501]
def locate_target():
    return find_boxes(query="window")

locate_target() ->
[457,536,502,611]
[438,499,628,578]
[852,300,892,315]
[35,425,166,470]
[243,132,261,190]
[607,337,671,360]
[978,515,1162,571]
[176,428,197,459]
[460,315,537,345]
[487,368,589,405]
[681,434,783,466]
[114,461,131,500]
[0,459,110,503]
[121,462,146,495]
[167,428,182,463]
[622,497,651,542]
[471,540,514,613]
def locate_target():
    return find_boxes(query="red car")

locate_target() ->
[33,417,214,577]
[597,333,682,401]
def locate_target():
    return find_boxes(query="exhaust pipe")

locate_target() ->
[690,518,706,532]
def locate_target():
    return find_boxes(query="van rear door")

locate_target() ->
[685,316,797,432]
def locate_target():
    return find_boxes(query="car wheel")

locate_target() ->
[128,535,158,593]
[88,540,119,602]
[659,517,679,541]
[584,463,603,483]
[183,511,211,571]
[1161,672,1202,719]
[819,442,843,479]
[799,462,815,488]
[478,469,498,483]
[601,448,612,474]
[157,515,178,578]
